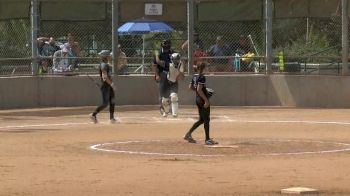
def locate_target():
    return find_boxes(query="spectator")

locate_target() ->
[63,33,81,69]
[181,31,204,51]
[52,46,73,73]
[40,37,61,57]
[230,35,254,72]
[207,36,231,72]
[230,35,251,55]
[37,37,60,73]
[193,44,208,68]
[116,45,128,75]
[107,45,128,75]
[181,31,204,69]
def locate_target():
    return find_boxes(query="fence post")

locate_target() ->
[112,0,119,75]
[265,0,273,74]
[342,0,349,75]
[187,0,194,75]
[31,0,39,75]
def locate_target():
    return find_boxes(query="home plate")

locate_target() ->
[281,187,318,194]
[206,144,239,148]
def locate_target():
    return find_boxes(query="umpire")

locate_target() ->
[153,39,175,116]
[90,50,117,124]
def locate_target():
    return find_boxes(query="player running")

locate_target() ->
[184,62,218,145]
[90,50,117,124]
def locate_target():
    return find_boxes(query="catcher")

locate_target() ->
[184,62,218,145]
[161,53,184,117]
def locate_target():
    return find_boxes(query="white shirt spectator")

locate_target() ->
[52,47,72,72]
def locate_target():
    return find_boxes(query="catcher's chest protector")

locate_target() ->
[167,63,183,83]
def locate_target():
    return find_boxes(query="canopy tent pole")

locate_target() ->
[142,34,145,74]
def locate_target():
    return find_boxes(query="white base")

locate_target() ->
[281,187,318,194]
[206,145,238,148]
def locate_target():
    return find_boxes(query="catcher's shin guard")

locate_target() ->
[161,97,170,117]
[170,93,179,117]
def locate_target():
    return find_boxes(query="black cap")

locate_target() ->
[161,39,171,49]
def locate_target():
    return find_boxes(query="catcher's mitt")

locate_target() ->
[206,87,215,98]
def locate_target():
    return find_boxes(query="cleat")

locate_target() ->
[160,106,168,117]
[205,139,219,145]
[184,134,196,143]
[90,114,97,124]
[172,114,178,118]
[159,106,165,115]
[109,118,117,124]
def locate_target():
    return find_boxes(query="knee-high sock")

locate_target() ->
[187,120,203,135]
[204,121,210,141]
[93,103,108,116]
[109,103,115,119]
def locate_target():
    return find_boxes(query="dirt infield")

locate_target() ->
[1,106,350,196]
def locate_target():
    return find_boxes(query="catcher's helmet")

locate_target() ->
[170,53,181,65]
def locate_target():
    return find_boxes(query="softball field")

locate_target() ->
[1,106,350,195]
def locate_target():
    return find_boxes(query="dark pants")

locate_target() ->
[187,96,211,141]
[159,71,179,98]
[158,71,168,98]
[93,85,115,119]
[168,81,179,95]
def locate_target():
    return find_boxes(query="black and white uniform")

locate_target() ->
[92,62,115,119]
[187,73,211,141]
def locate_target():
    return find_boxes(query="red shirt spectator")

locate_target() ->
[193,46,208,66]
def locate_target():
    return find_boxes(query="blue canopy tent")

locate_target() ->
[118,18,174,73]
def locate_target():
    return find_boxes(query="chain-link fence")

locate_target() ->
[0,0,347,76]
[0,18,32,75]
[272,17,342,75]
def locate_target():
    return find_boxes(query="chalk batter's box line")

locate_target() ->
[2,116,350,130]
[122,115,231,123]
[0,116,231,130]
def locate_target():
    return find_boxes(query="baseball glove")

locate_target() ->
[206,87,215,98]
